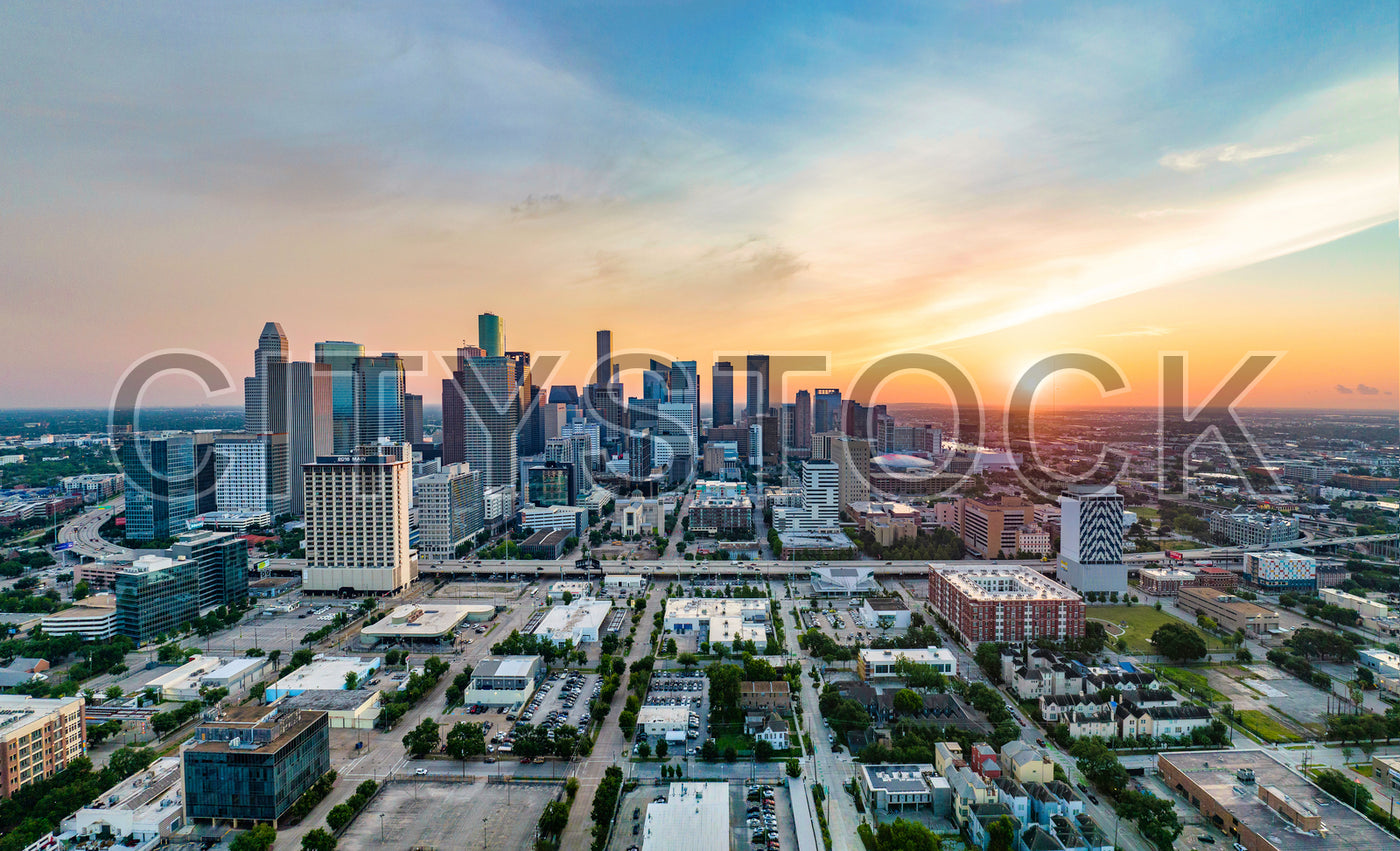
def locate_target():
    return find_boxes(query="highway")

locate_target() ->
[56,497,131,559]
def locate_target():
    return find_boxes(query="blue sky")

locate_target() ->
[0,1,1394,407]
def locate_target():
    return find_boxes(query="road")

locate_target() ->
[56,497,131,559]
[276,588,540,849]
[558,589,665,850]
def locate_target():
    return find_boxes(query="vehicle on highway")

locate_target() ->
[414,768,429,775]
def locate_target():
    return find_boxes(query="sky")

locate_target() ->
[0,1,1395,412]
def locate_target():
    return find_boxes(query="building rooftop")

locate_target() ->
[640,782,730,851]
[863,597,909,612]
[861,764,936,794]
[664,598,768,620]
[1158,748,1393,851]
[472,656,542,680]
[268,656,379,693]
[189,706,324,755]
[930,564,1081,602]
[277,689,381,712]
[0,695,82,736]
[360,604,487,639]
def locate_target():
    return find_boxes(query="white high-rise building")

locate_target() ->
[1058,484,1126,594]
[774,459,840,532]
[302,443,416,594]
[414,463,484,560]
[214,434,289,517]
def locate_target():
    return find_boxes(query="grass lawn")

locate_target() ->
[1156,666,1226,701]
[1164,539,1210,550]
[1128,506,1160,520]
[1235,709,1302,744]
[1090,605,1222,655]
[1351,764,1374,777]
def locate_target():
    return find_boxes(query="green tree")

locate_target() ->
[538,800,570,836]
[326,803,354,832]
[229,824,277,851]
[723,745,738,762]
[73,580,91,600]
[656,739,668,759]
[103,685,123,702]
[786,758,802,777]
[1149,623,1207,662]
[402,718,440,758]
[754,740,774,762]
[701,739,719,761]
[109,747,157,778]
[637,740,651,759]
[987,816,1016,851]
[892,689,923,716]
[344,671,359,690]
[444,721,486,760]
[300,828,337,851]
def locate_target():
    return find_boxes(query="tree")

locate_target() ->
[301,828,337,851]
[701,739,719,761]
[637,741,651,759]
[104,685,124,702]
[754,740,774,762]
[987,815,1016,851]
[678,652,699,669]
[73,580,90,600]
[974,642,1004,682]
[445,721,486,760]
[1150,623,1207,662]
[786,758,802,777]
[539,800,570,836]
[109,746,157,778]
[230,825,277,851]
[344,671,359,690]
[892,689,923,716]
[402,718,440,758]
[656,739,668,759]
[326,803,354,832]
[872,818,941,851]
[723,745,738,762]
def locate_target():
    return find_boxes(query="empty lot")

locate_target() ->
[338,780,558,851]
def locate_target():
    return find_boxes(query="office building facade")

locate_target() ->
[414,463,483,560]
[169,529,249,611]
[0,696,86,797]
[1058,484,1127,594]
[214,433,289,518]
[303,446,416,594]
[746,354,770,418]
[121,434,196,542]
[354,353,406,445]
[242,322,288,435]
[313,341,365,454]
[115,555,201,644]
[712,361,734,426]
[284,361,333,516]
[184,707,331,824]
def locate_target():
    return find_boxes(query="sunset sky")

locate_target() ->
[1,1,1395,412]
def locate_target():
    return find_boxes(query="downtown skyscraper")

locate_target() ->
[712,361,734,426]
[314,340,365,454]
[746,354,770,419]
[243,322,288,434]
[354,353,406,445]
[478,312,505,357]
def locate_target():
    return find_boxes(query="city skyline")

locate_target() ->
[1,2,1396,411]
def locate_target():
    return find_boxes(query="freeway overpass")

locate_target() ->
[1125,532,1399,564]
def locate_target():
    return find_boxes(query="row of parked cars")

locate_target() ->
[747,784,780,851]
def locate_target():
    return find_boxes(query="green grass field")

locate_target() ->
[1090,605,1221,655]
[1156,666,1226,701]
[1235,709,1302,744]
[1164,539,1210,550]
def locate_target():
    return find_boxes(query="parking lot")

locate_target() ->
[338,780,556,851]
[517,670,600,731]
[637,671,709,758]
[732,781,797,851]
[799,601,898,646]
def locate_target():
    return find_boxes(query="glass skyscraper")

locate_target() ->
[354,353,406,445]
[121,434,196,542]
[478,312,505,357]
[314,341,365,454]
[115,555,200,644]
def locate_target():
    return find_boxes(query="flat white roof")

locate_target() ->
[535,600,611,635]
[641,782,730,851]
[361,604,490,638]
[664,598,767,620]
[270,656,379,692]
[930,564,1080,602]
[637,705,691,725]
[859,647,955,666]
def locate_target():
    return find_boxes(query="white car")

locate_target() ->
[414,768,429,776]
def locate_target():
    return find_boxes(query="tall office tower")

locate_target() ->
[115,555,200,643]
[544,436,590,497]
[121,434,196,541]
[1059,484,1127,593]
[314,341,365,454]
[658,401,697,482]
[596,330,612,386]
[873,406,895,453]
[192,431,220,515]
[746,354,771,419]
[441,378,464,465]
[457,356,520,489]
[794,390,812,450]
[628,397,659,436]
[712,361,734,426]
[540,401,565,441]
[243,322,288,434]
[840,399,872,438]
[414,462,484,559]
[748,422,763,467]
[644,359,670,401]
[404,393,424,444]
[833,436,871,514]
[669,360,700,438]
[518,384,544,455]
[628,428,655,480]
[214,433,289,517]
[526,461,576,507]
[505,351,538,455]
[478,312,505,357]
[170,529,249,610]
[284,362,332,516]
[801,459,840,528]
[354,353,406,445]
[303,444,416,594]
[780,404,797,449]
[584,382,626,453]
[813,388,841,434]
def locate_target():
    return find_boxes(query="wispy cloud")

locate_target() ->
[1101,327,1173,338]
[1159,137,1316,172]
[1336,384,1355,394]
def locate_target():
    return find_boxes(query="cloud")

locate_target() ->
[1335,384,1355,394]
[1160,137,1316,172]
[1357,383,1380,395]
